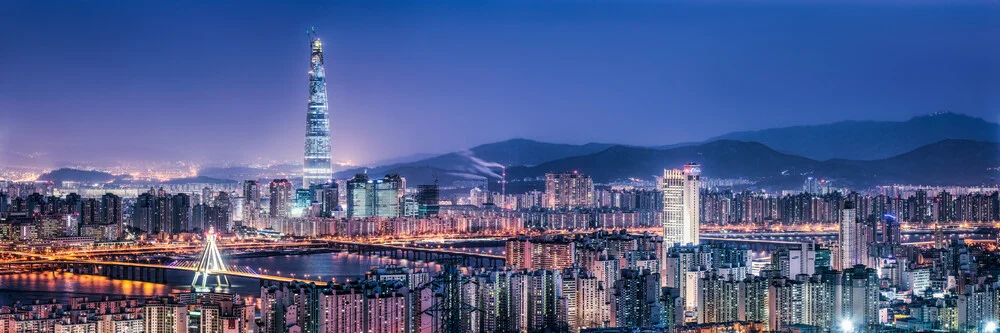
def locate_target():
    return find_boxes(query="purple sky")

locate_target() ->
[1,0,996,168]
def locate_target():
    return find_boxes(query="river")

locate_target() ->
[0,251,443,304]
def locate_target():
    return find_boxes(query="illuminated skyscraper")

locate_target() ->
[345,174,405,218]
[661,163,701,247]
[303,28,333,188]
[269,179,292,218]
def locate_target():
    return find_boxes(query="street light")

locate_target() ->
[839,319,854,333]
[986,321,999,333]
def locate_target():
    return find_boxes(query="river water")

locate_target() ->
[0,251,443,304]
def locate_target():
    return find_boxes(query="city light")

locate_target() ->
[840,318,854,332]
[0,2,994,333]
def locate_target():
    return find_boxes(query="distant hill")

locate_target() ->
[821,139,1000,186]
[507,139,999,190]
[706,112,999,160]
[466,138,615,167]
[333,138,614,184]
[37,168,120,184]
[507,140,821,184]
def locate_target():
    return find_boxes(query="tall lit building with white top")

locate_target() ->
[662,163,701,247]
[303,28,333,188]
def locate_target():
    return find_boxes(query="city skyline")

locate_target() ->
[2,0,996,167]
[2,2,999,333]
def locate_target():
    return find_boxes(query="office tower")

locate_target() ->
[345,174,405,218]
[242,180,261,224]
[662,163,700,247]
[294,188,313,215]
[416,184,440,217]
[374,174,404,218]
[346,174,373,218]
[841,265,879,330]
[171,193,191,233]
[303,28,333,188]
[543,171,594,210]
[269,179,292,218]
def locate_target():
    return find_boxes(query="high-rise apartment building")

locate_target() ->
[101,193,123,238]
[269,179,292,218]
[839,201,874,269]
[319,182,339,217]
[543,171,594,210]
[170,193,191,233]
[243,180,261,224]
[841,265,879,330]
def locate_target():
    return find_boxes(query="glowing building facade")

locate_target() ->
[662,163,701,247]
[303,28,333,188]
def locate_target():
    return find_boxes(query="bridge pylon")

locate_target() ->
[191,227,231,289]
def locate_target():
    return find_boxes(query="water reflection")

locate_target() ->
[0,251,441,304]
[0,272,178,304]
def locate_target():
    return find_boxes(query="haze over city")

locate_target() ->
[2,0,996,167]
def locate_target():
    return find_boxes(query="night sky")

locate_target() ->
[1,0,996,167]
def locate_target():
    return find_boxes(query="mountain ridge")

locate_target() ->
[705,112,999,160]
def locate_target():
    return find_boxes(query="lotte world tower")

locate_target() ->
[303,28,333,188]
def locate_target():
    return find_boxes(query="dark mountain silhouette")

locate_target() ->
[37,168,121,184]
[333,138,614,184]
[508,139,999,189]
[466,138,615,167]
[704,112,999,160]
[507,140,822,184]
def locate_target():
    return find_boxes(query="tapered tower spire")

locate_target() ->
[303,27,333,188]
